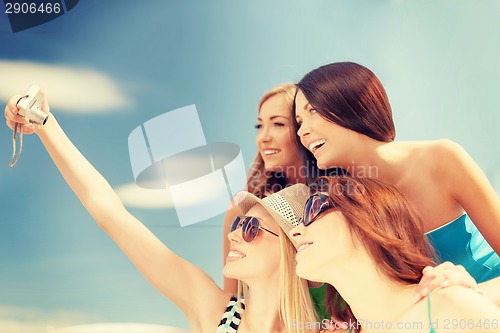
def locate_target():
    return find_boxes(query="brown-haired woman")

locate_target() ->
[294,61,500,283]
[290,176,500,333]
[222,82,484,325]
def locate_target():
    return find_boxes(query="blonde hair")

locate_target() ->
[280,230,319,333]
[234,229,319,333]
[247,83,298,198]
[232,84,318,332]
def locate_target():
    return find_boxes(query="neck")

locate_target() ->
[241,280,285,333]
[283,160,306,185]
[335,137,404,185]
[325,252,418,333]
[285,172,305,185]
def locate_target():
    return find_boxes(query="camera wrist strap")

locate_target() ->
[9,95,29,167]
[9,123,23,167]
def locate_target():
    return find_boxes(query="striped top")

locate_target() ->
[216,296,245,333]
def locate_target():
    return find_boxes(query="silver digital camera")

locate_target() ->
[17,85,48,125]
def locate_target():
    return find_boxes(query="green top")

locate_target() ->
[427,293,436,333]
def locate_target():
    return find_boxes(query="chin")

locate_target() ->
[316,162,328,170]
[264,164,283,173]
[313,156,325,170]
[298,262,326,284]
[316,156,336,170]
[223,265,240,280]
[295,262,311,281]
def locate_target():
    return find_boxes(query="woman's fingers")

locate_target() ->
[438,264,477,289]
[4,92,47,134]
[414,262,478,302]
[5,110,30,125]
[5,119,35,134]
[4,95,30,125]
[6,94,23,113]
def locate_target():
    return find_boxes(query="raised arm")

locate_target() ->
[438,140,500,255]
[4,91,230,320]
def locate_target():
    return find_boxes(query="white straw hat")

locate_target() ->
[234,183,323,288]
[234,183,310,235]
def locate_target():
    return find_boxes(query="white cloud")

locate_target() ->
[0,307,189,333]
[47,323,189,333]
[115,183,175,209]
[0,305,96,333]
[115,181,228,210]
[0,60,131,113]
[123,142,245,211]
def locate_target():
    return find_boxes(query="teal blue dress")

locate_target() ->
[425,214,500,283]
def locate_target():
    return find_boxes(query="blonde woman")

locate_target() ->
[4,90,317,333]
[222,84,344,323]
[223,84,308,287]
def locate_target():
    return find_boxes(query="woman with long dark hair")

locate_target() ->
[294,62,500,283]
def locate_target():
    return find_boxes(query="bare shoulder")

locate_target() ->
[415,139,466,163]
[424,140,482,185]
[392,139,463,163]
[430,286,500,320]
[411,140,470,179]
[433,285,484,304]
[392,140,466,180]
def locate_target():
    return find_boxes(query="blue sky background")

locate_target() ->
[0,0,499,331]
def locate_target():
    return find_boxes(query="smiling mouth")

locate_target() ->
[227,250,246,261]
[263,149,281,156]
[309,139,326,153]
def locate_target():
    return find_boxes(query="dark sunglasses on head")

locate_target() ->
[230,216,279,242]
[301,193,335,226]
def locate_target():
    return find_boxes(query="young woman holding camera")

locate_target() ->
[4,90,318,333]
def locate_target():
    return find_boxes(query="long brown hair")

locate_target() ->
[294,62,395,184]
[311,176,436,331]
[297,62,395,142]
[247,83,298,198]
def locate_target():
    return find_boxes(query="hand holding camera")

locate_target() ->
[4,85,51,166]
[4,85,51,135]
[17,85,49,126]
